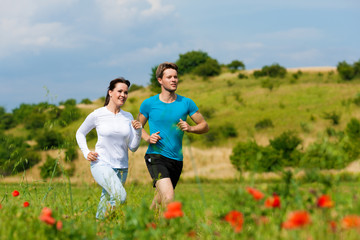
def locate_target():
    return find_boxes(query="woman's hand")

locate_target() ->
[87,151,98,162]
[131,120,142,130]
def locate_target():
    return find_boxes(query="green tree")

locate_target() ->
[337,61,355,81]
[176,50,209,75]
[149,65,161,93]
[227,60,245,71]
[192,58,221,77]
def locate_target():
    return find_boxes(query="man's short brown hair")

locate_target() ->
[156,62,178,79]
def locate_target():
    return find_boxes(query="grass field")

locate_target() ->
[1,171,360,239]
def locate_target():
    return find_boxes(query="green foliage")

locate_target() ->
[129,84,144,92]
[176,50,209,75]
[149,65,161,93]
[237,73,248,79]
[227,60,245,71]
[199,106,216,119]
[65,145,78,162]
[353,93,360,106]
[192,58,221,77]
[58,105,81,127]
[80,98,92,104]
[299,138,351,169]
[219,123,238,138]
[322,111,341,125]
[0,108,16,130]
[269,131,302,166]
[60,98,77,106]
[253,63,287,78]
[40,155,61,179]
[36,129,65,150]
[337,60,359,81]
[254,118,274,130]
[230,141,282,172]
[0,133,40,176]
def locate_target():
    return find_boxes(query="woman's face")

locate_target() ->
[109,82,129,107]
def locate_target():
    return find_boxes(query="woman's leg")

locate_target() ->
[91,164,127,218]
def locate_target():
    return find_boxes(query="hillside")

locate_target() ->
[2,66,360,184]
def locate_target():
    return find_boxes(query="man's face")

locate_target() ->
[158,68,178,92]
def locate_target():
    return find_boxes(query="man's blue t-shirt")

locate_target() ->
[140,94,199,161]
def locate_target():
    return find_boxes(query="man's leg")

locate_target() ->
[151,177,174,209]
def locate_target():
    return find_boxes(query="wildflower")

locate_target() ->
[282,210,311,229]
[0,204,2,209]
[12,190,20,197]
[317,194,334,208]
[329,220,337,232]
[23,202,30,207]
[187,230,197,238]
[265,194,281,208]
[56,221,63,230]
[246,187,264,201]
[146,222,157,229]
[341,215,360,229]
[39,207,56,225]
[224,210,244,233]
[164,201,184,219]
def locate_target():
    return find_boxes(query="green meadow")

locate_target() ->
[1,67,360,239]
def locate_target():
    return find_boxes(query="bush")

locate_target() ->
[269,131,302,166]
[149,65,161,93]
[337,61,355,81]
[60,98,77,106]
[254,118,274,130]
[227,60,245,71]
[253,63,287,78]
[36,130,64,150]
[353,93,360,106]
[65,145,78,162]
[40,155,61,179]
[192,58,221,77]
[230,141,283,172]
[176,50,209,75]
[0,112,16,130]
[322,111,341,125]
[237,73,248,79]
[80,98,92,104]
[58,105,81,127]
[129,84,144,92]
[219,123,238,138]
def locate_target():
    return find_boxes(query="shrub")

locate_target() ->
[219,123,238,138]
[36,130,64,150]
[40,155,61,179]
[322,111,341,125]
[337,61,355,81]
[149,65,161,93]
[80,98,92,104]
[230,141,282,172]
[60,98,77,106]
[58,106,81,127]
[200,106,216,119]
[261,79,275,91]
[353,93,360,106]
[129,84,144,92]
[300,139,351,169]
[253,63,287,78]
[237,73,248,79]
[255,118,274,130]
[269,131,302,166]
[65,145,78,162]
[227,60,245,71]
[176,50,209,75]
[193,58,221,77]
[0,112,16,130]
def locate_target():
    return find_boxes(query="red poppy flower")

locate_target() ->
[23,202,30,207]
[317,194,334,208]
[341,215,360,229]
[39,207,56,225]
[0,204,2,209]
[146,222,157,229]
[265,194,281,208]
[329,220,337,232]
[164,201,184,219]
[12,190,20,197]
[246,187,264,201]
[224,210,244,233]
[56,221,63,230]
[282,210,311,229]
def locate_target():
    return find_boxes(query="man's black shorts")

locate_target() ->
[145,154,183,189]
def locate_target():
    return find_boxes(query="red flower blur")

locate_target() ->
[39,207,56,225]
[0,204,2,209]
[265,194,281,208]
[224,210,244,233]
[329,220,337,232]
[23,201,30,207]
[146,222,157,229]
[164,201,184,219]
[317,194,334,208]
[246,187,264,201]
[282,210,311,229]
[12,190,20,197]
[56,221,63,231]
[341,215,360,229]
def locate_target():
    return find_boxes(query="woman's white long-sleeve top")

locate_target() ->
[76,107,142,169]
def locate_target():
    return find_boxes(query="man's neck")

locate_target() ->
[159,91,177,103]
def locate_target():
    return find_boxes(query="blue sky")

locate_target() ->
[0,0,359,112]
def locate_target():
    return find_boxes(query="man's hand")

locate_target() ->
[177,119,192,132]
[149,131,161,144]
